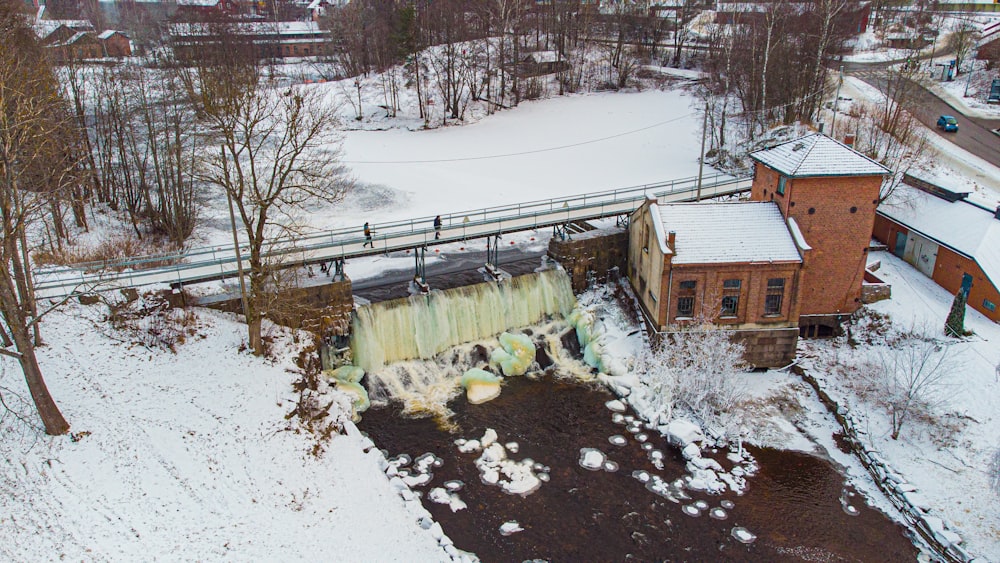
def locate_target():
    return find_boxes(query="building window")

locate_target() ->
[764,278,785,316]
[985,299,997,312]
[721,279,741,317]
[677,296,694,317]
[777,176,787,195]
[676,280,696,318]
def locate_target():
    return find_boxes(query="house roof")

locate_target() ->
[652,201,803,265]
[97,30,123,40]
[878,183,1000,292]
[750,133,890,178]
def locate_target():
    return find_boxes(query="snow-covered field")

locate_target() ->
[5,52,1000,560]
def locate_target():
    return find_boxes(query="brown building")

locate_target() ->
[749,133,890,332]
[47,31,103,62]
[627,134,890,365]
[97,30,132,57]
[873,181,1000,324]
[628,200,808,367]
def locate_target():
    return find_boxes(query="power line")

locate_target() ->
[342,85,838,165]
[341,113,694,164]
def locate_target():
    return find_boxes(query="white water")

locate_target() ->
[351,268,576,373]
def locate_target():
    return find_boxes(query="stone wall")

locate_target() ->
[547,227,628,292]
[199,278,355,337]
[730,328,798,368]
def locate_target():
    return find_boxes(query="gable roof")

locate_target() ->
[653,201,803,265]
[750,133,890,178]
[878,184,1000,293]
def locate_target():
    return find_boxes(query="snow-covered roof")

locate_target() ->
[653,201,803,265]
[170,21,325,37]
[878,183,1000,293]
[34,19,94,39]
[97,30,123,40]
[750,133,890,178]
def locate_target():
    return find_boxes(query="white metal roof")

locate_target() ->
[879,184,1000,292]
[750,133,890,178]
[653,201,803,265]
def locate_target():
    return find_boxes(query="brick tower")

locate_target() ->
[748,134,890,331]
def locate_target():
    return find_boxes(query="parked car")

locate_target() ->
[936,115,959,132]
[988,79,1000,104]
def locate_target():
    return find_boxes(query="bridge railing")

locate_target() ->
[33,173,750,296]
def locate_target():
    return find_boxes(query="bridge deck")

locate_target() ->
[33,174,751,298]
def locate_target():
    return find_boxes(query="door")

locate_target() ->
[894,232,907,259]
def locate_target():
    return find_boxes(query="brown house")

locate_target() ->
[873,181,1000,324]
[749,133,890,333]
[47,31,103,62]
[628,201,808,367]
[97,30,132,57]
[627,134,891,366]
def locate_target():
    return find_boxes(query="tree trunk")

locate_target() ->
[0,268,68,435]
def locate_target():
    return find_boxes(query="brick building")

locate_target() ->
[873,181,1000,323]
[97,30,132,57]
[628,201,807,366]
[626,134,890,365]
[749,133,889,333]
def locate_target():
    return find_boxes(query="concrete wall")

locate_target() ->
[655,327,798,369]
[548,226,628,293]
[200,279,355,337]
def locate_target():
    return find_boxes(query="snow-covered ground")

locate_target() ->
[6,49,1000,560]
[799,251,1000,558]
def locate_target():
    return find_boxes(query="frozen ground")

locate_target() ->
[6,51,1000,560]
[799,251,1000,559]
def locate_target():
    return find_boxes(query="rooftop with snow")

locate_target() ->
[654,201,803,264]
[750,133,891,178]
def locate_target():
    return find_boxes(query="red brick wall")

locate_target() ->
[752,163,881,316]
[873,214,999,323]
[930,245,1000,324]
[662,261,801,328]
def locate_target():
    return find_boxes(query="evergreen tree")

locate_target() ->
[944,290,967,337]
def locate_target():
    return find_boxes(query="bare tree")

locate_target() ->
[0,0,76,435]
[183,48,351,355]
[947,22,980,77]
[863,335,957,440]
[634,326,748,433]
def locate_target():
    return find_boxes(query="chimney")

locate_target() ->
[667,231,676,251]
[843,133,855,147]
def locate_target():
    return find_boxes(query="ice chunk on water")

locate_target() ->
[682,505,701,517]
[505,442,520,453]
[499,521,524,536]
[720,500,735,509]
[611,413,626,425]
[609,435,627,446]
[480,428,499,448]
[665,419,704,447]
[605,399,627,413]
[709,508,728,520]
[461,369,502,405]
[694,500,709,510]
[732,527,756,544]
[579,448,606,471]
[490,332,535,376]
[444,480,464,492]
[603,461,619,472]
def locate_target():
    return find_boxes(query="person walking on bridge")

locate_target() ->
[363,222,373,248]
[434,215,442,240]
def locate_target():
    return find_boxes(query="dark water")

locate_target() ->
[360,375,917,562]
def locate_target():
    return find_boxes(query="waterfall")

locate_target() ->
[351,268,576,374]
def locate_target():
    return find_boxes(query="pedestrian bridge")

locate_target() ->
[33,173,751,299]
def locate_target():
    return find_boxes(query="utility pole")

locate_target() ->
[964,54,976,97]
[830,65,843,140]
[696,99,707,202]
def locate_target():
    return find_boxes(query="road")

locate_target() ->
[845,67,1000,168]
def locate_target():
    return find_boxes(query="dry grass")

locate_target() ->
[34,233,181,271]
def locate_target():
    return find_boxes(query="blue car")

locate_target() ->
[936,115,958,132]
